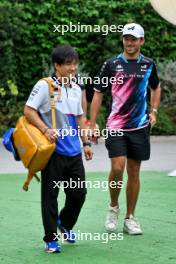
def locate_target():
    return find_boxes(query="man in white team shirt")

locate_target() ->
[24,45,93,253]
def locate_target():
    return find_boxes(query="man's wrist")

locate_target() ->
[89,122,96,129]
[151,108,158,114]
[43,126,49,134]
[83,141,92,147]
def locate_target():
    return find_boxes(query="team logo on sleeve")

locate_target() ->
[100,61,107,74]
[31,87,39,97]
[28,86,40,101]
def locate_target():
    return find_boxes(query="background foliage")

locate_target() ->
[0,0,176,135]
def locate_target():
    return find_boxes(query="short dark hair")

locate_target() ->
[51,45,79,65]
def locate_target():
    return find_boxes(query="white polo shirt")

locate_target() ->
[26,77,83,156]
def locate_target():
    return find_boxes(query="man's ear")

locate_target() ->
[54,63,59,70]
[140,37,145,46]
[55,63,62,73]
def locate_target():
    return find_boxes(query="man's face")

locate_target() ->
[123,35,144,55]
[55,60,78,79]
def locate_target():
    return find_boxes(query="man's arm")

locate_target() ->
[149,84,161,126]
[90,91,104,128]
[90,59,110,128]
[77,115,93,160]
[77,114,89,142]
[24,106,47,133]
[24,105,58,143]
[82,90,87,122]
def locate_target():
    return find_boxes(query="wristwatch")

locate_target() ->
[83,141,92,147]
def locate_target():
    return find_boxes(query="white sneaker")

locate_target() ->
[123,214,142,235]
[105,206,120,232]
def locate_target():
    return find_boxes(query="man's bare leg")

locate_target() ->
[126,159,141,218]
[105,156,126,232]
[109,156,126,207]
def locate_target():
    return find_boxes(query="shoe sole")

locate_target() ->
[123,228,143,235]
[105,222,118,233]
[105,227,118,233]
[45,249,61,253]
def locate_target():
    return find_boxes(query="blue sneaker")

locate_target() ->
[57,218,76,244]
[45,240,61,253]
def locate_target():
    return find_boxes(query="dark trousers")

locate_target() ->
[41,152,86,242]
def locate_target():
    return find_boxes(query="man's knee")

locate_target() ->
[111,156,126,177]
[111,162,125,177]
[111,166,124,178]
[127,159,141,178]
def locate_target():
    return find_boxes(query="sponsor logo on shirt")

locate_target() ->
[116,64,124,71]
[123,74,145,78]
[141,64,147,72]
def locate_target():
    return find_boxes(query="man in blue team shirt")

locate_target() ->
[90,23,161,235]
[24,45,93,252]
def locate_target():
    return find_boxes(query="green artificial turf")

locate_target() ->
[0,172,175,264]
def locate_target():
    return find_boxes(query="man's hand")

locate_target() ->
[150,85,161,127]
[87,121,99,144]
[45,128,59,143]
[149,111,157,127]
[84,146,93,160]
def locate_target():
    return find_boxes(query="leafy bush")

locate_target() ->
[157,60,176,106]
[0,81,24,136]
[151,106,176,135]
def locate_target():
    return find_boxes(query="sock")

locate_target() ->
[109,205,119,211]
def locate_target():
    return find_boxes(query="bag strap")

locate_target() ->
[42,77,56,129]
[23,173,40,191]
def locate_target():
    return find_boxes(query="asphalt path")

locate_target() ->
[0,136,176,174]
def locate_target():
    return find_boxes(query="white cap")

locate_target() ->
[122,23,144,38]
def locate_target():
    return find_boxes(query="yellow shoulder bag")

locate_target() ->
[13,78,56,191]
